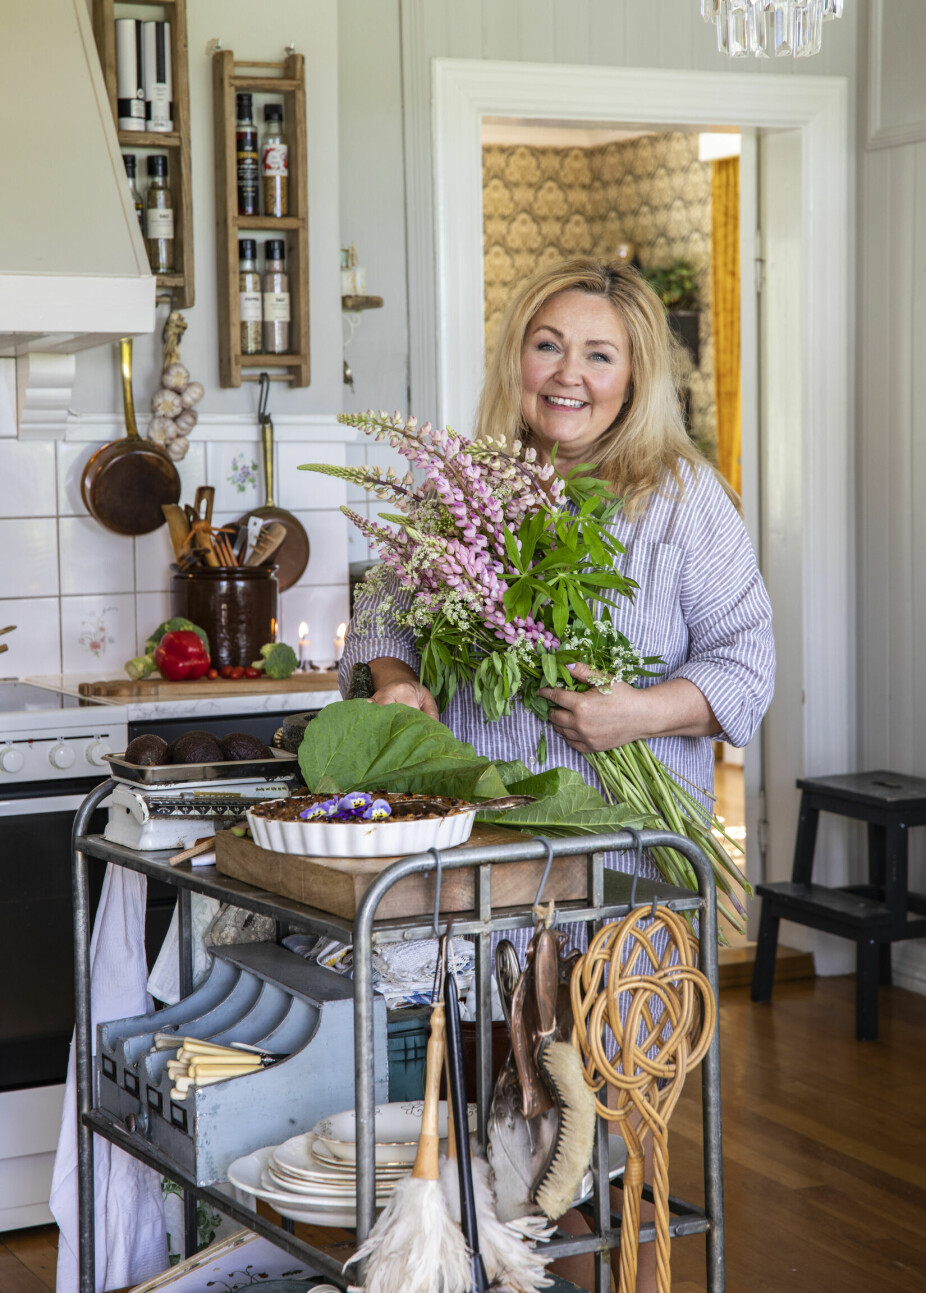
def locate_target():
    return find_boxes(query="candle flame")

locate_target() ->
[335,622,347,639]
[298,621,309,640]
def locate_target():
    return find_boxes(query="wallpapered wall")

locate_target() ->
[482,132,716,457]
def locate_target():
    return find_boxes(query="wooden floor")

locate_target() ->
[4,975,926,1291]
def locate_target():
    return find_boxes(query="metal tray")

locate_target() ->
[103,748,299,785]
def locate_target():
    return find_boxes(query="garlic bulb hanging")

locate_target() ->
[147,310,205,451]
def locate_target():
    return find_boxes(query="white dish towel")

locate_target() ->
[51,863,168,1292]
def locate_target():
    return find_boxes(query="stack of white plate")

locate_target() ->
[227,1100,475,1227]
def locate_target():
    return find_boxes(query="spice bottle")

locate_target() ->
[145,154,174,272]
[235,92,259,217]
[261,103,288,218]
[123,153,145,237]
[261,240,290,354]
[239,238,262,355]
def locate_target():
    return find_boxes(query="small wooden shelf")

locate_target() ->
[213,50,310,388]
[92,0,195,309]
[342,295,384,312]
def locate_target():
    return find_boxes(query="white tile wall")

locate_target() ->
[61,594,137,674]
[0,597,61,676]
[0,431,355,679]
[0,518,59,598]
[59,516,135,595]
[0,442,57,516]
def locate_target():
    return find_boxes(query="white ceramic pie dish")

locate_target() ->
[246,800,477,858]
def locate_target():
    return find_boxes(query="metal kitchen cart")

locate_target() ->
[71,778,726,1293]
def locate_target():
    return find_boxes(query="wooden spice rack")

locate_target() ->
[213,50,310,387]
[91,0,195,309]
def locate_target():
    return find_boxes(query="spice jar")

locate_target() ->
[261,103,288,218]
[123,154,145,237]
[238,238,262,355]
[235,92,259,217]
[145,154,174,272]
[262,240,290,355]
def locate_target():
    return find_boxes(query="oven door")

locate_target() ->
[0,786,110,1091]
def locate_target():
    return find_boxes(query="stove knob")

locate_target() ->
[0,744,24,773]
[86,740,113,767]
[49,741,77,770]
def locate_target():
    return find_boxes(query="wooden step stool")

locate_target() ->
[751,770,926,1040]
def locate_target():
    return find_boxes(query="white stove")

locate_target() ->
[0,680,128,785]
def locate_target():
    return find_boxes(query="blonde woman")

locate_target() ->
[340,259,774,1290]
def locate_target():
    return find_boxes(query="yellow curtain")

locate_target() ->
[711,157,741,496]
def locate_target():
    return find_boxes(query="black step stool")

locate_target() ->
[751,770,926,1040]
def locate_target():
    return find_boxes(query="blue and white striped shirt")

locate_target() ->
[339,460,775,953]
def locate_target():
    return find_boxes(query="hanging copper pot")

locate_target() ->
[81,338,181,535]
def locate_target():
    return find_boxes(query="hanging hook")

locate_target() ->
[257,371,271,426]
[530,836,555,908]
[428,846,444,938]
[624,827,646,909]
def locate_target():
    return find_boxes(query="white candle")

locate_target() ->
[298,621,310,668]
[333,621,347,663]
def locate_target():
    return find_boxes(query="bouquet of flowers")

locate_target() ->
[301,410,749,934]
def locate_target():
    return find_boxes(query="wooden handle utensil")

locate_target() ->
[412,1003,446,1182]
[161,504,191,560]
[244,520,287,567]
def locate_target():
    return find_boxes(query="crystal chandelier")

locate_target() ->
[701,0,844,58]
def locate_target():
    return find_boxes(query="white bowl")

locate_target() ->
[246,801,477,858]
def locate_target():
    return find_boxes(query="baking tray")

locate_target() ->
[103,748,299,785]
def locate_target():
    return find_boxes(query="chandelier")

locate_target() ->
[700,0,844,57]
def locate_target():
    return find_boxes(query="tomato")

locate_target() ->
[226,666,245,680]
[219,664,236,678]
[244,666,261,679]
[206,668,219,680]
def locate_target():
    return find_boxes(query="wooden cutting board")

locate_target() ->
[78,672,339,700]
[214,824,587,920]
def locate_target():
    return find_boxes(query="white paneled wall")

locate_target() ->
[857,3,926,992]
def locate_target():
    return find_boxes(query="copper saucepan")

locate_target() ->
[81,338,181,536]
[234,374,309,590]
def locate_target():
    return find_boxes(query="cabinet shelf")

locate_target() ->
[92,0,195,309]
[213,50,310,388]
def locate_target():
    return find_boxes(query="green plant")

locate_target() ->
[642,258,700,311]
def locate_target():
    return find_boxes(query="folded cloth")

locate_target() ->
[50,864,168,1293]
[371,937,474,1009]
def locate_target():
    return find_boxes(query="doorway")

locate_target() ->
[421,59,854,916]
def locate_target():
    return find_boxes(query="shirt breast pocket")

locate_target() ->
[612,540,686,665]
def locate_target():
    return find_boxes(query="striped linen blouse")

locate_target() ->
[338,459,775,958]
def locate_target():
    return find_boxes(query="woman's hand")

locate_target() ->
[368,656,440,720]
[537,662,721,753]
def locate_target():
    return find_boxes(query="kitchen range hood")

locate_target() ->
[0,0,155,360]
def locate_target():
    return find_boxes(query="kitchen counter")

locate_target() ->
[27,674,341,722]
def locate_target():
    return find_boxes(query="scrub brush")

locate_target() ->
[345,1001,470,1293]
[530,928,597,1222]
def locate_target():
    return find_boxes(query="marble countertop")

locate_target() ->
[27,675,341,721]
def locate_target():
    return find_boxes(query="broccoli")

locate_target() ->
[125,618,211,681]
[250,642,298,680]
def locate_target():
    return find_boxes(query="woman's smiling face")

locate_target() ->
[520,289,632,469]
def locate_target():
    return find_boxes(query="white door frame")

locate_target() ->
[416,58,853,893]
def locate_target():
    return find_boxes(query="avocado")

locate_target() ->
[169,730,224,765]
[124,734,170,766]
[219,731,273,762]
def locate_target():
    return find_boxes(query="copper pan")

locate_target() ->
[233,375,309,590]
[81,338,181,536]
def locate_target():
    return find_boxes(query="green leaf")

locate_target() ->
[297,700,506,800]
[494,759,533,786]
[479,766,647,834]
[541,651,559,688]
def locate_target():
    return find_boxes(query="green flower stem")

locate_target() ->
[585,742,748,939]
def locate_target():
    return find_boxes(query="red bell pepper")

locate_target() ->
[154,629,211,681]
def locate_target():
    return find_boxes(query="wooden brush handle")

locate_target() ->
[412,1003,445,1182]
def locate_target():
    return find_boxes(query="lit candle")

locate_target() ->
[298,621,310,669]
[333,621,347,665]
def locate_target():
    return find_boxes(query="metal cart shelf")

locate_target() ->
[71,778,725,1293]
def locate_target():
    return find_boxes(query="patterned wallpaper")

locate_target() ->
[482,133,716,458]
